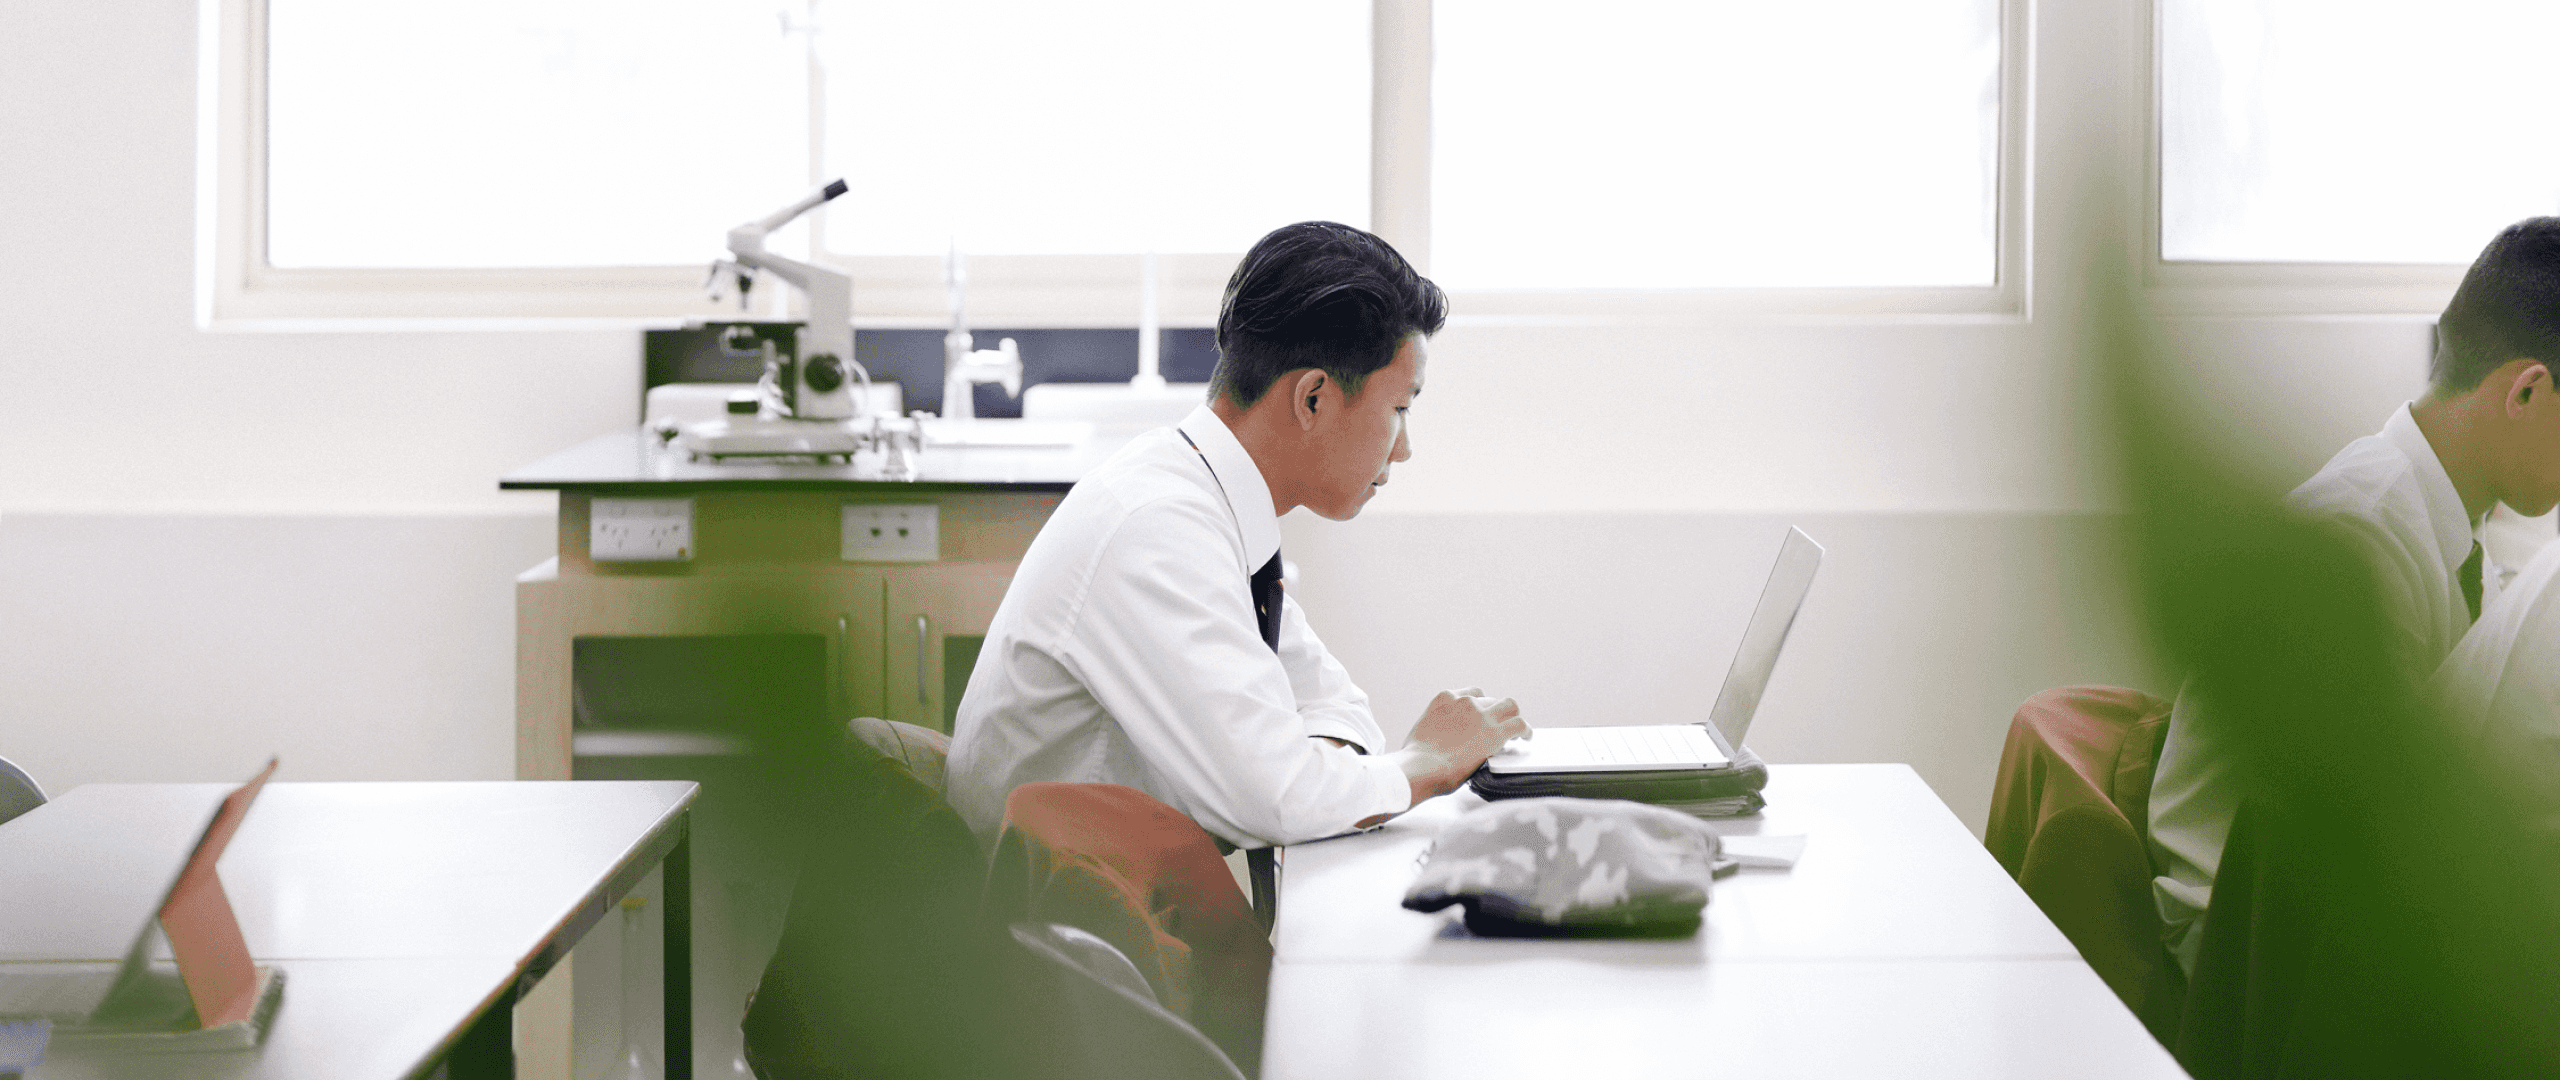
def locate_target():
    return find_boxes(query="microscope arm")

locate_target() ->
[723,180,860,416]
[728,178,848,250]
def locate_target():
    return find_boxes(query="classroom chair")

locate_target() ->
[0,755,46,827]
[983,782,1271,1077]
[746,725,1251,1079]
[740,725,1012,1080]
[845,716,950,796]
[1006,921,1249,1080]
[1985,685,2185,1038]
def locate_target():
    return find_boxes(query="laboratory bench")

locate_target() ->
[503,428,1128,781]
[503,426,1120,1076]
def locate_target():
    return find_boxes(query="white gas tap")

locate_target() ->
[939,243,1022,421]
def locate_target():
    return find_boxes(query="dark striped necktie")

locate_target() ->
[1252,551,1283,652]
[1244,548,1290,914]
[2461,540,2484,624]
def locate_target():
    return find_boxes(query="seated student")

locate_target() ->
[946,222,1531,849]
[2146,216,2560,974]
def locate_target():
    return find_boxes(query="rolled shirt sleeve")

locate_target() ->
[1276,588,1388,753]
[1057,498,1409,848]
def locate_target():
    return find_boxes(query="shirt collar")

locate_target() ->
[2383,401,2480,573]
[1176,404,1281,574]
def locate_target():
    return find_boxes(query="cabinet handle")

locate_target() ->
[916,614,931,705]
[835,615,849,716]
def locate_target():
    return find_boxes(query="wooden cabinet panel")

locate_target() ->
[517,568,885,779]
[521,491,1052,773]
[880,562,1017,733]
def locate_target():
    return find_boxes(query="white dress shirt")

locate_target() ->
[2146,403,2484,973]
[945,404,1411,849]
[2432,534,2560,769]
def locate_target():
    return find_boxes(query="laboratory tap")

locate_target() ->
[943,337,1023,421]
[939,243,1022,421]
[720,180,868,420]
[1133,250,1165,391]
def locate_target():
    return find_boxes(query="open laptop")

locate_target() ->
[1483,527,1822,774]
[0,759,285,1045]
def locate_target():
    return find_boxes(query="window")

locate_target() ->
[265,0,806,270]
[816,1,1367,258]
[2159,0,2560,266]
[1432,0,2002,292]
[206,0,2021,324]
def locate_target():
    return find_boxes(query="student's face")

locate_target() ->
[1304,335,1424,521]
[2513,362,2560,515]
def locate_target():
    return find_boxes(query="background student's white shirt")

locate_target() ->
[2145,403,2484,973]
[944,405,1410,850]
[2433,540,2560,771]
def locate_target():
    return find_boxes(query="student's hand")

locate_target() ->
[1388,688,1531,808]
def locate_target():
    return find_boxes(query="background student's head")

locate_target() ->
[2425,217,2560,515]
[2433,216,2560,398]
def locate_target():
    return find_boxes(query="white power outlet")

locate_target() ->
[842,504,939,562]
[591,498,694,562]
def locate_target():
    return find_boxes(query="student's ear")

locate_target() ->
[1291,370,1328,431]
[2509,361,2552,418]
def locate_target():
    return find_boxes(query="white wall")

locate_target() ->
[0,0,620,793]
[0,512,549,787]
[0,0,2438,834]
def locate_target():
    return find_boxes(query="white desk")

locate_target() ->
[3,781,696,1080]
[1263,764,2189,1080]
[24,957,522,1080]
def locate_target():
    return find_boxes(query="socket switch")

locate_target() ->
[843,504,939,562]
[591,498,694,562]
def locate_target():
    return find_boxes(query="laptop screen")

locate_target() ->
[1706,527,1823,750]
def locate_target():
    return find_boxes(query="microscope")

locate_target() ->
[710,179,865,420]
[677,181,920,473]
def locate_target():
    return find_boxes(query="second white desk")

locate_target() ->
[1263,764,2188,1080]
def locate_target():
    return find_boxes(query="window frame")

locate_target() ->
[2140,0,2470,318]
[200,0,2031,329]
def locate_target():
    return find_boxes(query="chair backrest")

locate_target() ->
[983,782,1272,1071]
[846,716,951,795]
[1006,922,1247,1080]
[0,755,46,827]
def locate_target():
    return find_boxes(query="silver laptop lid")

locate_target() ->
[1705,527,1823,751]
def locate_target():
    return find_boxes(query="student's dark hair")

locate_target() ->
[2434,217,2560,393]
[1210,222,1447,408]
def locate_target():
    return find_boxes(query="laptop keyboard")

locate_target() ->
[1582,725,1724,766]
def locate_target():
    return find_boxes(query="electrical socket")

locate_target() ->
[842,504,938,562]
[591,498,694,562]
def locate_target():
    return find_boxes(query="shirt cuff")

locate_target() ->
[1353,754,1411,823]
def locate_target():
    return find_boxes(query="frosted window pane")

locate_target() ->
[267,0,807,269]
[1433,0,1999,290]
[2161,0,2560,264]
[818,1,1369,257]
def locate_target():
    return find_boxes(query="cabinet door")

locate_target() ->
[521,569,886,778]
[880,563,1018,733]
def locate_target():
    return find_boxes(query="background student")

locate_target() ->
[2147,216,2560,973]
